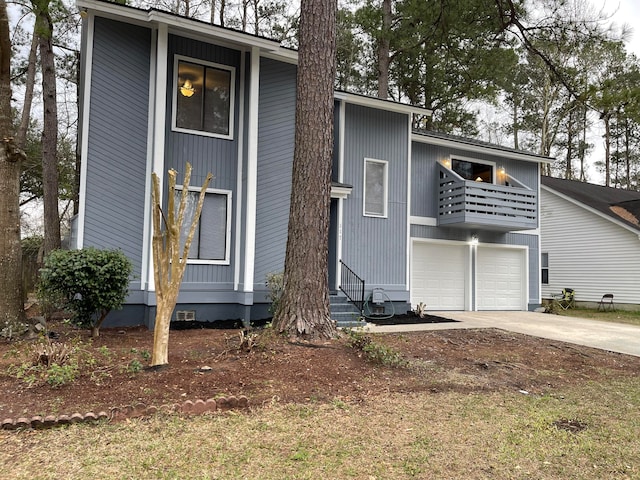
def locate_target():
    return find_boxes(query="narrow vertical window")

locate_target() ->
[364,158,388,217]
[541,252,549,284]
[173,56,235,139]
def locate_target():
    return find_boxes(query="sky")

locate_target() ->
[605,0,640,55]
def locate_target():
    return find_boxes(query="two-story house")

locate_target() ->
[74,0,548,327]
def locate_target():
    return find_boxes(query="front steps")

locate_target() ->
[330,294,365,328]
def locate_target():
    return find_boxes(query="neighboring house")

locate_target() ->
[541,176,640,307]
[74,0,548,328]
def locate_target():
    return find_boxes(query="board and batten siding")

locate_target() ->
[253,58,297,291]
[541,189,640,304]
[164,35,242,287]
[84,18,151,282]
[411,141,539,219]
[340,104,409,296]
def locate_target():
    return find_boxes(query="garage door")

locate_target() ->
[411,242,466,310]
[477,247,525,310]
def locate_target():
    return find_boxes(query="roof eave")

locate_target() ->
[412,132,552,164]
[77,0,284,52]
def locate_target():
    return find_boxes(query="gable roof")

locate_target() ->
[541,176,640,233]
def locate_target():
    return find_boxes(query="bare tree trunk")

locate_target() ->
[0,0,27,335]
[376,0,391,99]
[273,0,337,341]
[150,165,212,367]
[220,0,226,27]
[565,113,573,179]
[603,112,611,187]
[36,3,61,254]
[16,33,38,148]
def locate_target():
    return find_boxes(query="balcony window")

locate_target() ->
[452,158,494,183]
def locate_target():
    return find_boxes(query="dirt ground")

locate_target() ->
[1,318,639,420]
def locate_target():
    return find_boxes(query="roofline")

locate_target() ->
[334,91,432,117]
[77,0,285,53]
[541,184,640,235]
[412,132,552,164]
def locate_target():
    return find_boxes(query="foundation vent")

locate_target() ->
[175,310,196,321]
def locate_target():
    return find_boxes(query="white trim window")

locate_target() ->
[541,252,549,284]
[364,158,388,217]
[175,186,232,265]
[172,55,235,139]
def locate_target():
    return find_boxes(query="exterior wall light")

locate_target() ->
[471,234,479,245]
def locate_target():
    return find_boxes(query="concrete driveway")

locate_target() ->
[366,311,640,357]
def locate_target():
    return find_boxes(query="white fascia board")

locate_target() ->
[77,0,282,52]
[334,91,432,117]
[542,185,640,236]
[412,133,551,164]
[76,12,96,249]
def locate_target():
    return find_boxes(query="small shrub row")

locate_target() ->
[344,329,407,367]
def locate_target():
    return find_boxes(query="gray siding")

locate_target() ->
[253,58,297,289]
[165,35,242,286]
[411,141,539,218]
[84,18,151,278]
[341,104,409,291]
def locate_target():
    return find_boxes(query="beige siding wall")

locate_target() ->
[541,189,640,304]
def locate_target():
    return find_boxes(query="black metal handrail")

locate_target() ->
[339,260,365,313]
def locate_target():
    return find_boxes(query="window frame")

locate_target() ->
[363,158,389,218]
[449,155,496,184]
[541,252,549,285]
[174,185,232,265]
[171,55,236,140]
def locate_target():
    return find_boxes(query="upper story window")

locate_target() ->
[364,158,388,217]
[172,56,235,139]
[451,158,494,183]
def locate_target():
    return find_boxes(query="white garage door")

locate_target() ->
[411,242,466,310]
[477,247,525,310]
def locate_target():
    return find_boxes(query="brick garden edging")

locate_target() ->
[1,395,249,430]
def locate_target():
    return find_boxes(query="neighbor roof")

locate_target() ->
[541,176,640,232]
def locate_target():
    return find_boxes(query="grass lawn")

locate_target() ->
[2,378,639,479]
[558,307,640,327]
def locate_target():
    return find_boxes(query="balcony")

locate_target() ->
[438,164,537,231]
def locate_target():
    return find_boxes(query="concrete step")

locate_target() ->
[330,295,363,327]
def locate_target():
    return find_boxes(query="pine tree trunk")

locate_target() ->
[0,0,27,335]
[376,0,391,99]
[37,4,61,255]
[273,0,337,341]
[16,33,38,148]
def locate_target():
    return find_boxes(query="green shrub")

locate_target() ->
[38,248,133,337]
[345,329,407,367]
[266,272,284,315]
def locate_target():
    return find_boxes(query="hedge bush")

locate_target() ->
[38,248,133,337]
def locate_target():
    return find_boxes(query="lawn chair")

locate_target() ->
[598,294,615,312]
[553,288,575,310]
